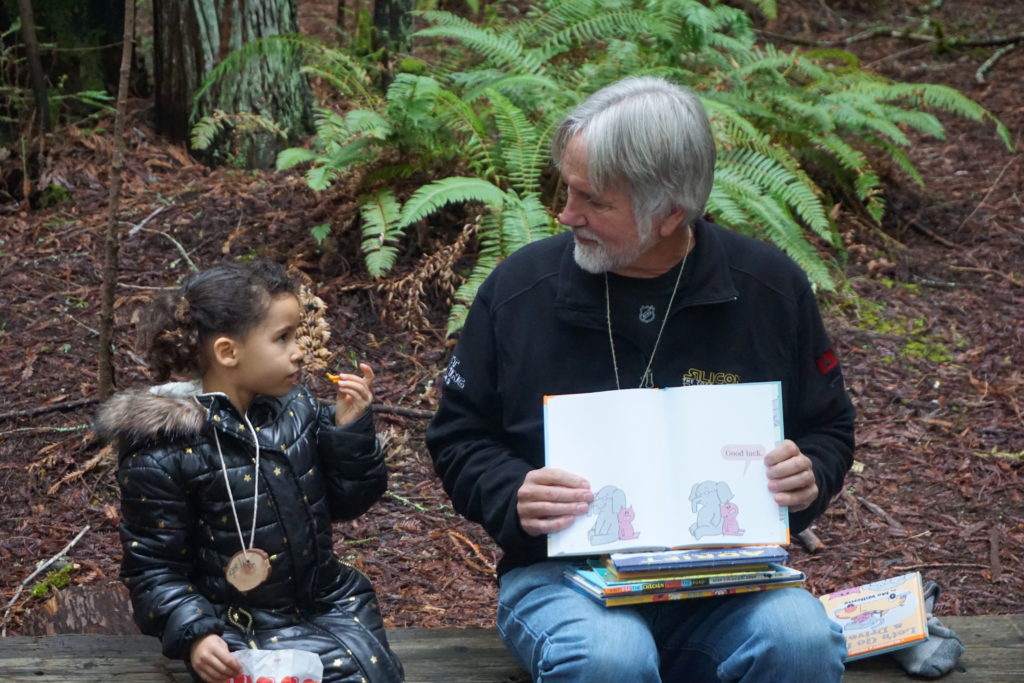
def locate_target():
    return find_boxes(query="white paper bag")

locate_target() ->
[228,648,324,683]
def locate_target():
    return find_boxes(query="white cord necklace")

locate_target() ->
[606,227,693,390]
[205,402,270,592]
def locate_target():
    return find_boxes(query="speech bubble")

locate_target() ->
[720,444,766,475]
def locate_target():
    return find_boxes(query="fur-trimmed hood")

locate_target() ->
[94,380,207,447]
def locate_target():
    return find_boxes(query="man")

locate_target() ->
[427,76,855,682]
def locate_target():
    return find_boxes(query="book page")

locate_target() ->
[663,382,788,545]
[544,382,788,556]
[544,388,678,556]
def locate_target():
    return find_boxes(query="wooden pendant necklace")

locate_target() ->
[605,226,693,390]
[211,410,271,592]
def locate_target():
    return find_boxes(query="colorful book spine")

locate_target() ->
[601,558,773,581]
[609,545,789,574]
[565,573,803,607]
[587,563,788,595]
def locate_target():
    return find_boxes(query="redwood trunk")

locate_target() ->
[152,0,310,168]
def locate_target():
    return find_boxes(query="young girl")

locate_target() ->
[96,261,404,683]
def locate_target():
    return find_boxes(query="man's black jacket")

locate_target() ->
[427,220,855,576]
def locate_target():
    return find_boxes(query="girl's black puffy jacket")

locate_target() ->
[96,382,403,682]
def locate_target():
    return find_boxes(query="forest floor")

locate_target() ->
[0,0,1021,636]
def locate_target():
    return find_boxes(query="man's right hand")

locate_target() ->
[516,467,594,536]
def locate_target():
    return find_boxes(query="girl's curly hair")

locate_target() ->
[138,261,296,381]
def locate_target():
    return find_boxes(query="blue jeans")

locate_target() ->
[497,560,846,682]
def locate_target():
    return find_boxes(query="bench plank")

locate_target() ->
[0,615,1019,681]
[844,614,1024,682]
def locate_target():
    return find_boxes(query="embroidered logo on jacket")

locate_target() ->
[444,356,467,389]
[638,305,656,323]
[680,368,741,386]
[816,347,839,374]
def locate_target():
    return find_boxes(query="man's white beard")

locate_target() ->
[572,225,655,274]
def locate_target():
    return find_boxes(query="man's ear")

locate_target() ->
[211,336,240,368]
[656,206,689,238]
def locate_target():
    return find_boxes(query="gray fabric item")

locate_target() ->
[890,581,965,678]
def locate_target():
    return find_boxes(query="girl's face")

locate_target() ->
[233,293,303,404]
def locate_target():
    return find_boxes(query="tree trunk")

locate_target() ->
[97,0,136,400]
[152,0,311,169]
[16,0,50,133]
[372,0,412,54]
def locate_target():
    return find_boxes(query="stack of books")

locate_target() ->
[563,545,805,607]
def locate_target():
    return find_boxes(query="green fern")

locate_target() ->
[416,12,546,75]
[360,191,405,278]
[256,0,1011,332]
[399,177,508,226]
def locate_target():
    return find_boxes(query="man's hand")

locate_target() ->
[765,439,817,512]
[189,633,240,683]
[517,467,594,536]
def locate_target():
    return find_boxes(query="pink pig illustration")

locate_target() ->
[720,502,745,536]
[618,505,640,540]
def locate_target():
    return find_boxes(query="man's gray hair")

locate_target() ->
[552,76,716,231]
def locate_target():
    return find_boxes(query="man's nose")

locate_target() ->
[559,197,584,227]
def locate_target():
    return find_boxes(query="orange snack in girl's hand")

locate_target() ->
[325,372,341,384]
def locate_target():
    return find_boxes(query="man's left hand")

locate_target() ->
[764,440,817,512]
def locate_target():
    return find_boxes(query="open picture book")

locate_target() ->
[544,382,790,557]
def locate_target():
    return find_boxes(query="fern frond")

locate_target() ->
[485,89,545,195]
[715,179,834,290]
[869,82,1012,148]
[745,0,777,20]
[302,137,373,190]
[398,177,508,227]
[702,98,774,156]
[461,73,565,111]
[873,139,926,186]
[496,192,556,255]
[811,133,870,174]
[447,254,499,335]
[717,149,830,239]
[417,12,545,75]
[519,0,602,43]
[433,90,500,182]
[276,147,318,170]
[536,10,654,60]
[359,190,404,278]
[298,41,378,104]
[825,97,911,145]
[190,111,229,150]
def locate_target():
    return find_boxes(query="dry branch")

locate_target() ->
[0,525,91,637]
[0,397,98,422]
[97,0,136,398]
[856,496,907,535]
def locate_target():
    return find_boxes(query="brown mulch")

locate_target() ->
[0,0,1021,636]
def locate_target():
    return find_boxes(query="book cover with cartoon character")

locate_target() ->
[819,572,929,661]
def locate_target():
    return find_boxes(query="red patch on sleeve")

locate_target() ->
[816,347,839,374]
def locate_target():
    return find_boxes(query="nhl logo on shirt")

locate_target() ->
[638,305,656,323]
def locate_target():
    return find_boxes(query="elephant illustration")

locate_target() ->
[688,480,734,540]
[587,485,628,545]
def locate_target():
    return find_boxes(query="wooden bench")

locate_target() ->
[0,616,1020,681]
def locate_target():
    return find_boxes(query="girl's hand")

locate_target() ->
[330,362,375,425]
[189,633,240,682]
